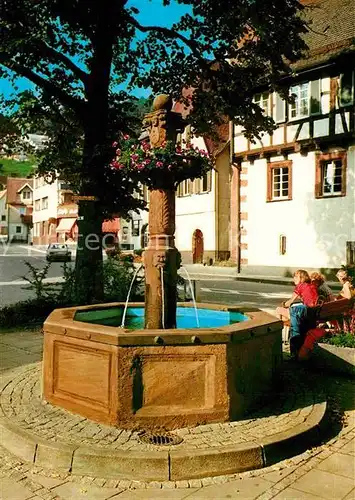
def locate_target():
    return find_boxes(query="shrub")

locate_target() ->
[321,333,355,348]
[0,298,59,329]
[134,248,144,256]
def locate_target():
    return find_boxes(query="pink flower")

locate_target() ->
[137,164,144,170]
[116,148,121,156]
[123,134,130,140]
[144,159,151,165]
[156,161,164,168]
[112,141,118,147]
[131,154,139,162]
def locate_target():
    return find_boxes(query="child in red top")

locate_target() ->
[276,269,319,319]
[276,270,319,357]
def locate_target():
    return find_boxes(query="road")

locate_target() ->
[0,243,74,306]
[0,243,297,311]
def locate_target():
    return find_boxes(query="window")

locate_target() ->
[42,197,48,210]
[339,71,354,107]
[18,207,25,215]
[1,215,5,221]
[289,80,320,119]
[280,235,287,255]
[22,189,31,200]
[132,220,140,237]
[267,161,292,202]
[16,226,22,234]
[315,152,346,198]
[34,199,41,211]
[177,179,192,197]
[200,170,212,193]
[254,92,270,115]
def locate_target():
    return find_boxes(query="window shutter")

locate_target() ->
[310,79,321,115]
[274,93,285,123]
[207,170,212,192]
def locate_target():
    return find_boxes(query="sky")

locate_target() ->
[0,0,191,103]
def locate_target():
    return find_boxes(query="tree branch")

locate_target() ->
[0,59,85,116]
[128,16,202,58]
[35,40,89,85]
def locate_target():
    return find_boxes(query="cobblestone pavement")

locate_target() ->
[0,364,319,453]
[0,329,354,499]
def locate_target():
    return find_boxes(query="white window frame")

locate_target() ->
[289,82,310,120]
[272,167,290,201]
[321,160,343,197]
[254,92,271,115]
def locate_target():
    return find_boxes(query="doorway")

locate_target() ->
[192,229,204,263]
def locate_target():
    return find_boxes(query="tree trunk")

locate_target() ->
[75,199,104,304]
[73,9,115,304]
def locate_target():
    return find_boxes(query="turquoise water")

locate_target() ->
[74,307,248,329]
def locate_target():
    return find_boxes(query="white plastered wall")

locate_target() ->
[245,147,355,269]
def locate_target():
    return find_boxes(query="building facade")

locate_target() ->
[3,177,33,243]
[231,0,355,275]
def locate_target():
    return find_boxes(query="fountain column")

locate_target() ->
[143,95,184,329]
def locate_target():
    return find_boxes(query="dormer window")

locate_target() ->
[22,189,32,200]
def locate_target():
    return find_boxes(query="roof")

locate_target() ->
[292,0,355,71]
[16,182,33,193]
[6,177,33,205]
[102,218,120,233]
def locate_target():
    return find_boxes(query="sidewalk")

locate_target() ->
[0,329,354,500]
[180,264,342,289]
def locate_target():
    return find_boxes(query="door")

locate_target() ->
[192,229,204,264]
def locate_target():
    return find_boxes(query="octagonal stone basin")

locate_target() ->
[42,303,283,430]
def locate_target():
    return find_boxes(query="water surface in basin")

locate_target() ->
[74,307,248,329]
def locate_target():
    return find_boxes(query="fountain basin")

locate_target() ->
[42,303,283,430]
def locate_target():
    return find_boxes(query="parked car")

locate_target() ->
[46,243,71,262]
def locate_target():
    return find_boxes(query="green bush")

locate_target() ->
[321,333,355,348]
[134,248,144,256]
[0,298,59,328]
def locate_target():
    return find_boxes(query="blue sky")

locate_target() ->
[0,0,190,102]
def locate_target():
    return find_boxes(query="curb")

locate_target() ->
[0,401,327,481]
[179,271,342,289]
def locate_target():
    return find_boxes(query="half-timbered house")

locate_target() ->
[231,0,355,276]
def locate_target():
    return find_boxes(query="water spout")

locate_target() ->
[181,266,199,327]
[121,264,144,328]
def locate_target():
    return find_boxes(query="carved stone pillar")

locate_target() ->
[142,94,184,329]
[144,189,179,329]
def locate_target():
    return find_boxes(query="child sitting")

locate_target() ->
[336,269,355,333]
[276,270,318,356]
[310,272,335,303]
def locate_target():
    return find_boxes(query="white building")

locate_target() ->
[32,177,77,245]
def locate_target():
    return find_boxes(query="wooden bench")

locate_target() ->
[298,298,353,360]
[280,299,353,360]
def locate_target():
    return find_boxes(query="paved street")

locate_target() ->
[0,244,74,306]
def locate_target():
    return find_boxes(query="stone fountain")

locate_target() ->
[42,95,283,430]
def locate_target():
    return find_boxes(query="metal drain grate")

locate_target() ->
[138,431,183,446]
